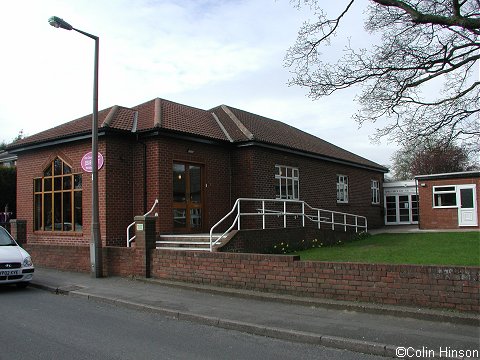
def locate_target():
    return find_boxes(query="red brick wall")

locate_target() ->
[16,140,104,246]
[219,228,360,253]
[25,244,90,272]
[24,244,142,277]
[105,135,135,246]
[24,242,479,313]
[16,134,384,247]
[151,251,480,312]
[418,177,480,229]
[232,146,384,229]
[153,136,232,233]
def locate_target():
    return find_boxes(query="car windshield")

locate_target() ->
[0,227,16,246]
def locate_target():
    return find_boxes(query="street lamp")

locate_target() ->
[48,16,102,278]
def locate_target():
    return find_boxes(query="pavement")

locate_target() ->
[31,267,479,359]
[369,225,479,235]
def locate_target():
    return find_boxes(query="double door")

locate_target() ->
[173,162,204,232]
[385,194,418,225]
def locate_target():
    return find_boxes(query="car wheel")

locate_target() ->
[16,282,29,289]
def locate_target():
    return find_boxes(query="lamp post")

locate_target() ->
[48,16,102,278]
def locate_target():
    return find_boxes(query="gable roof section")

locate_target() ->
[104,106,137,131]
[212,105,386,171]
[8,97,387,172]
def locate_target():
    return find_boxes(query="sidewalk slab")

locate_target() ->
[31,267,480,359]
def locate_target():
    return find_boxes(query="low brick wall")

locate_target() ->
[103,247,138,277]
[25,244,91,273]
[25,243,480,313]
[25,244,139,277]
[151,250,480,312]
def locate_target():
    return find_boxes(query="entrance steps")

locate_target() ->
[156,234,224,251]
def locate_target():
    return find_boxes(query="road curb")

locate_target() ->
[30,282,83,295]
[138,277,480,326]
[58,288,463,359]
[68,290,394,357]
[31,281,469,360]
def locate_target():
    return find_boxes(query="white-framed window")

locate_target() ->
[336,175,349,203]
[371,179,380,204]
[433,185,457,208]
[275,165,299,200]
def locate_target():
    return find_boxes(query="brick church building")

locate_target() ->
[8,98,387,248]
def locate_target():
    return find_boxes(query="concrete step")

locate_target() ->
[156,233,227,251]
[157,234,211,251]
[157,247,211,251]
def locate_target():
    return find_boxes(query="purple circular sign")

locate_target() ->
[81,152,104,172]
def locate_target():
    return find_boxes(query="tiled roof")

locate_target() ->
[8,97,387,171]
[11,107,115,147]
[214,106,385,170]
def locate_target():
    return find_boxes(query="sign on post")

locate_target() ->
[81,152,104,173]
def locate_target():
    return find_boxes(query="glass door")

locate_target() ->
[386,196,397,224]
[411,195,419,223]
[385,194,418,224]
[173,162,204,232]
[398,195,410,223]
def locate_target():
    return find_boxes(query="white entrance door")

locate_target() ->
[457,185,477,226]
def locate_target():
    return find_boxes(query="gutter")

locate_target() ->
[8,131,107,154]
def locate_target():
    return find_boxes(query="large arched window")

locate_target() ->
[34,157,82,232]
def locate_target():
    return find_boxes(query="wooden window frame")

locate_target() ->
[33,157,82,233]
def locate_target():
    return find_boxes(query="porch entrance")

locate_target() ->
[383,180,419,226]
[173,162,204,232]
[385,194,419,225]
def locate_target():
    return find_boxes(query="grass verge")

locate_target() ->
[294,232,480,266]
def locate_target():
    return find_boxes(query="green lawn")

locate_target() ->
[294,232,480,266]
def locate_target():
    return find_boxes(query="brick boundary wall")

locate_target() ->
[151,251,480,313]
[23,244,479,313]
[25,245,91,273]
[24,244,143,277]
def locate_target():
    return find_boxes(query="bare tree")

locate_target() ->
[391,137,476,179]
[286,0,480,149]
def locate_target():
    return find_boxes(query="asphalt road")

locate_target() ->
[0,285,390,360]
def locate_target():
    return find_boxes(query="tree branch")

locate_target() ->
[372,0,480,31]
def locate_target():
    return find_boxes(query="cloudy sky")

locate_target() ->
[0,0,398,167]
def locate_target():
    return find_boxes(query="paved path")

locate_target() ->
[369,225,479,234]
[31,267,480,359]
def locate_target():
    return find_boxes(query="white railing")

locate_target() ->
[209,198,367,251]
[127,199,159,247]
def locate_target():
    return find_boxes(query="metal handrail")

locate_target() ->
[127,199,159,247]
[209,198,367,251]
[209,198,241,251]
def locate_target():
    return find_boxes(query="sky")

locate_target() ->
[0,0,398,168]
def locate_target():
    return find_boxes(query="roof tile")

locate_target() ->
[8,98,386,171]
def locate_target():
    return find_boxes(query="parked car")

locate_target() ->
[0,226,34,288]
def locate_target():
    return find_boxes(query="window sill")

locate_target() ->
[33,231,84,237]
